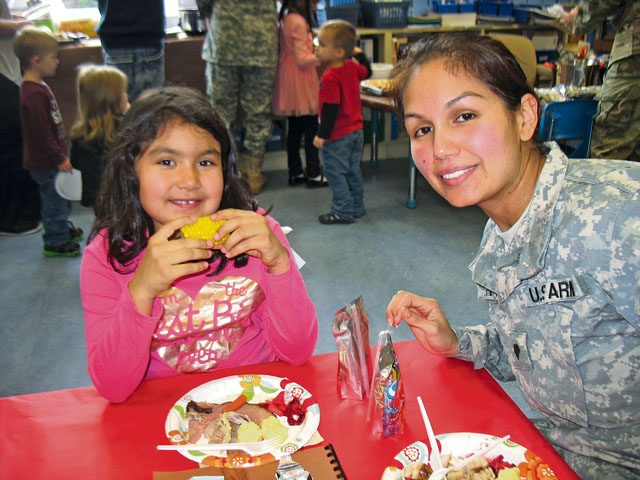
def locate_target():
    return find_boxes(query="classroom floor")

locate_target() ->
[0,150,540,418]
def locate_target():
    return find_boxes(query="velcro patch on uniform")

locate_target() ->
[479,286,498,301]
[525,277,584,306]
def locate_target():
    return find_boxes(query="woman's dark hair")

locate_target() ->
[91,86,257,274]
[279,0,317,29]
[390,32,546,153]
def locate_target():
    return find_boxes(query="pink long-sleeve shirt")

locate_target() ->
[80,215,318,403]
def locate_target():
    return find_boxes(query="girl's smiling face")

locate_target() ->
[135,120,224,230]
[403,59,535,214]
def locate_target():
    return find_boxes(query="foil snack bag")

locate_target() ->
[333,296,372,400]
[368,330,405,437]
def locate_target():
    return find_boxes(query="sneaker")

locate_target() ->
[44,240,81,257]
[68,221,84,242]
[319,213,354,224]
[307,175,329,188]
[288,173,307,186]
[0,220,42,236]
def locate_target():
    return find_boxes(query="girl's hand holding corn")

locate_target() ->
[128,216,213,315]
[211,209,290,276]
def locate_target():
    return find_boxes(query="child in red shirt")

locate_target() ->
[13,26,82,256]
[313,20,371,224]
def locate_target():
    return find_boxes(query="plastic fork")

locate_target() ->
[157,436,281,456]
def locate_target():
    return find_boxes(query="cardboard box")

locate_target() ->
[441,12,478,27]
[531,34,558,50]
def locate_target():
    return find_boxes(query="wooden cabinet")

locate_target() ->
[48,34,207,134]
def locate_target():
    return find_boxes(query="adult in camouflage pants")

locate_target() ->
[564,0,640,161]
[198,0,278,194]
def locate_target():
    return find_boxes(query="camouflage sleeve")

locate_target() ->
[606,190,640,329]
[451,324,516,382]
[573,0,624,33]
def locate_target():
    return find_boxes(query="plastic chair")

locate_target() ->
[537,99,599,158]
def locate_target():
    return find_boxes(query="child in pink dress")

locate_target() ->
[272,0,327,188]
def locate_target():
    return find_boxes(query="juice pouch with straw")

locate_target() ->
[333,296,372,400]
[368,330,405,437]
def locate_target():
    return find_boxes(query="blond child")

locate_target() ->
[13,26,82,256]
[313,20,371,224]
[70,64,128,210]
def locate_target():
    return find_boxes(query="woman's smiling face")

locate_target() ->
[403,59,531,212]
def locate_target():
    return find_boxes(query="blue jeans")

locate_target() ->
[102,45,165,101]
[29,170,71,246]
[321,129,365,220]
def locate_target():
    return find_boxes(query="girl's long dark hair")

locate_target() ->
[91,86,257,274]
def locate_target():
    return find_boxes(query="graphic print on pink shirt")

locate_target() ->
[151,276,265,373]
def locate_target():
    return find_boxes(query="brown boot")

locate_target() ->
[245,154,267,195]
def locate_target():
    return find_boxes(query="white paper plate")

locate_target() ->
[165,374,320,468]
[54,169,82,201]
[381,432,558,480]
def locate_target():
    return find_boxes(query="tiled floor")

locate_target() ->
[0,154,539,418]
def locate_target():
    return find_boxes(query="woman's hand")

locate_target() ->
[212,209,290,275]
[386,290,459,356]
[128,216,213,315]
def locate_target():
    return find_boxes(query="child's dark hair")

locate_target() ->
[279,0,317,29]
[91,86,257,274]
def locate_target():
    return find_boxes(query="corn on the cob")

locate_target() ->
[180,217,228,245]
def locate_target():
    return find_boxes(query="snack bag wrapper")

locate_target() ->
[367,330,405,437]
[332,296,372,400]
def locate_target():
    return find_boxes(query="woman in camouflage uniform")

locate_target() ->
[386,32,639,479]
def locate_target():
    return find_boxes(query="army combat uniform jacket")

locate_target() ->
[454,144,640,475]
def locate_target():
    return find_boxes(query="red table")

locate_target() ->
[0,340,578,479]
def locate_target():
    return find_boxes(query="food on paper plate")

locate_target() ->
[179,216,229,245]
[361,79,393,92]
[185,395,288,446]
[402,454,517,480]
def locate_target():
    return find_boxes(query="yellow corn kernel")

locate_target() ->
[180,217,228,245]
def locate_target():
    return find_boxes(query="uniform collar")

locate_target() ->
[469,143,569,300]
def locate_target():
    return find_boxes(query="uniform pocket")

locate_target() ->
[511,305,589,426]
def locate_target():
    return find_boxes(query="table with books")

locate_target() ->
[0,340,578,479]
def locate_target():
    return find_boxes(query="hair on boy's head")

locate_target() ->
[71,64,128,143]
[320,19,357,57]
[92,86,256,271]
[13,26,58,70]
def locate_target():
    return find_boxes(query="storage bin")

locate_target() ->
[432,1,457,14]
[325,0,360,25]
[478,1,498,16]
[498,2,513,17]
[457,2,476,13]
[361,0,411,28]
[478,1,513,17]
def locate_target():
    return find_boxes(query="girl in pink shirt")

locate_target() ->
[81,86,318,403]
[272,0,327,188]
